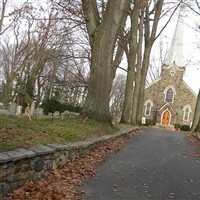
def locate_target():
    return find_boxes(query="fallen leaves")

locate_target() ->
[168,192,176,199]
[2,129,142,200]
[187,134,200,157]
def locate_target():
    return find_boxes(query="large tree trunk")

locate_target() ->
[82,0,129,123]
[131,6,144,125]
[191,89,200,132]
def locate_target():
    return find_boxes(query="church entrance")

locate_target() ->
[162,110,170,125]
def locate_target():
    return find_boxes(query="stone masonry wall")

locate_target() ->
[0,128,138,198]
[143,64,197,125]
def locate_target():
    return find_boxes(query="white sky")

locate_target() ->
[3,0,200,95]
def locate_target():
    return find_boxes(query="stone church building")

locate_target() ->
[142,6,197,127]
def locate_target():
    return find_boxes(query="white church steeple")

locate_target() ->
[166,5,185,66]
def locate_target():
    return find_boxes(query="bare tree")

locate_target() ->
[81,0,129,123]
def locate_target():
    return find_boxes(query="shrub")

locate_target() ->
[180,125,191,132]
[174,123,181,130]
[145,119,153,126]
[40,99,83,115]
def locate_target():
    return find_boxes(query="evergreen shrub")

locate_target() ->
[40,99,82,115]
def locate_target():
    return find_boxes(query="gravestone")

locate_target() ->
[25,104,31,116]
[48,112,52,116]
[0,102,4,109]
[33,108,44,117]
[16,106,22,116]
[61,110,70,119]
[9,103,17,115]
[0,109,12,116]
[53,111,60,117]
[30,101,35,116]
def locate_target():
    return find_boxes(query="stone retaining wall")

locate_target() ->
[0,128,138,198]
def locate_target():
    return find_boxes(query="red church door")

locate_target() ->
[162,111,170,125]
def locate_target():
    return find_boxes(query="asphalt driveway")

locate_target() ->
[80,128,200,200]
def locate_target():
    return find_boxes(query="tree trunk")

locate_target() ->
[191,89,200,132]
[82,0,129,123]
[132,68,142,125]
[83,36,116,122]
[136,46,152,124]
[131,6,144,125]
[135,1,163,124]
[120,4,140,124]
[120,62,135,123]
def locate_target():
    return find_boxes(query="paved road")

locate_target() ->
[80,128,200,200]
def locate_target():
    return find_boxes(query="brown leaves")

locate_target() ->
[187,134,200,157]
[2,130,141,200]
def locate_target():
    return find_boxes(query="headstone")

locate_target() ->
[33,108,44,117]
[9,103,17,115]
[16,106,22,116]
[70,111,80,116]
[0,102,4,109]
[30,101,35,116]
[53,111,60,117]
[0,109,12,116]
[25,104,31,116]
[61,110,71,118]
[48,112,52,116]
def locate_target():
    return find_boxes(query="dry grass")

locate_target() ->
[0,115,135,152]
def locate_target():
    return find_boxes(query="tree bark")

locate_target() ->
[136,46,151,124]
[120,4,140,124]
[131,6,144,125]
[82,0,129,123]
[191,89,200,132]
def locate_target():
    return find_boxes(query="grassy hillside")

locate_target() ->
[0,115,134,151]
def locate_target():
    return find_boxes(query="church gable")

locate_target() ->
[143,64,197,126]
[156,103,177,126]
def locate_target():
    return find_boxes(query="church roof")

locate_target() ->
[157,102,177,114]
[162,63,185,71]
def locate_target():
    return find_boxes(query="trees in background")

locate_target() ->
[1,0,196,126]
[121,0,181,124]
[0,0,89,110]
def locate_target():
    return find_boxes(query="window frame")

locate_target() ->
[144,100,153,116]
[183,105,192,121]
[164,85,176,103]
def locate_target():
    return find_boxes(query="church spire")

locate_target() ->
[166,5,185,66]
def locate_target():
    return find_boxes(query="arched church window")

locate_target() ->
[164,86,176,103]
[144,100,153,116]
[183,105,192,121]
[145,103,151,116]
[165,88,173,103]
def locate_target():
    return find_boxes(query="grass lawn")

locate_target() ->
[0,115,135,152]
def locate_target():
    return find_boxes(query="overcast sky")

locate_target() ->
[3,0,200,95]
[153,5,200,95]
